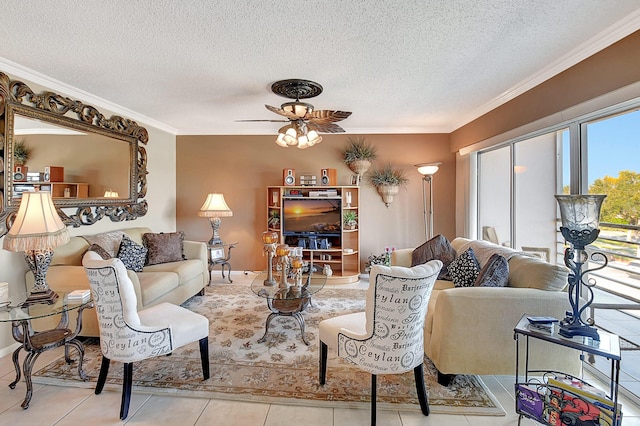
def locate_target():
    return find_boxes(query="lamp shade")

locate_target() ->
[555,195,606,232]
[415,162,441,176]
[3,192,70,252]
[198,193,233,218]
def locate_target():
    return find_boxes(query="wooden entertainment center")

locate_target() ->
[267,185,360,284]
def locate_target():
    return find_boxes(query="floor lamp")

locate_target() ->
[415,163,441,241]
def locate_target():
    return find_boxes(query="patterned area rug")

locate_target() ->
[32,280,505,416]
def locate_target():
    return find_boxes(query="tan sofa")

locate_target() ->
[392,237,582,382]
[26,227,208,336]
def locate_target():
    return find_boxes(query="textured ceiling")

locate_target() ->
[1,1,640,135]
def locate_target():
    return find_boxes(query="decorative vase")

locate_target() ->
[348,159,372,176]
[377,184,399,207]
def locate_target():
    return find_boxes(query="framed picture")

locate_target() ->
[210,247,225,260]
[350,174,361,186]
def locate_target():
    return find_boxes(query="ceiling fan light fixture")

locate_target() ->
[282,102,313,118]
[275,133,289,147]
[308,130,322,146]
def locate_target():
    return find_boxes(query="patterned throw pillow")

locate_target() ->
[411,234,457,280]
[117,235,148,272]
[448,248,481,287]
[143,232,186,265]
[475,253,509,287]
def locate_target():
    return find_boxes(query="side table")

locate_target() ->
[0,291,94,409]
[208,242,238,283]
[250,271,326,345]
[513,314,621,425]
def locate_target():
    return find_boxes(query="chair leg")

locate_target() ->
[319,341,328,385]
[199,337,210,380]
[371,374,377,426]
[95,356,110,395]
[120,362,133,420]
[414,364,430,416]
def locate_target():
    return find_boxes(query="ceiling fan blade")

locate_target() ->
[307,121,346,133]
[236,119,289,122]
[265,104,298,120]
[307,109,352,124]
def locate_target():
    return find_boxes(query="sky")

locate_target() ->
[586,108,640,183]
[562,108,640,186]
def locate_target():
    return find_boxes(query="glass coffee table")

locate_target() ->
[251,271,326,345]
[0,291,94,409]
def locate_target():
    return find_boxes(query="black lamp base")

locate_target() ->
[558,323,600,340]
[23,288,59,306]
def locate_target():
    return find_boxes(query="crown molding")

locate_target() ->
[0,57,178,135]
[450,10,640,132]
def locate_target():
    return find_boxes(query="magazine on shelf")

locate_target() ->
[546,378,622,426]
[515,383,546,423]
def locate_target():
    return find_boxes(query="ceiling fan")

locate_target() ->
[239,79,352,148]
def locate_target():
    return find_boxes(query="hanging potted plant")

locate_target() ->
[369,163,409,207]
[343,210,358,230]
[343,137,377,176]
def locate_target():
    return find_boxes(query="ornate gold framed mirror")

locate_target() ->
[0,71,149,237]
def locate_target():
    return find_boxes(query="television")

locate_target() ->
[282,198,341,236]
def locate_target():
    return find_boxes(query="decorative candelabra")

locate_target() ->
[261,231,279,286]
[555,194,608,340]
[275,244,291,288]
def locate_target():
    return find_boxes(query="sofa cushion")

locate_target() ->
[143,259,204,285]
[411,234,457,280]
[474,253,509,287]
[448,248,481,287]
[136,272,180,306]
[508,255,568,291]
[118,235,148,272]
[143,232,186,265]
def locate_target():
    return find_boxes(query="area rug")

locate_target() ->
[32,280,505,416]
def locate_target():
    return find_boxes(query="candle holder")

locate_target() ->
[261,231,279,286]
[275,244,291,289]
[555,194,608,340]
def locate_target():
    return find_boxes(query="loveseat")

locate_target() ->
[26,227,208,336]
[392,237,581,382]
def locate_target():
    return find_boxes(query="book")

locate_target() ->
[67,289,91,302]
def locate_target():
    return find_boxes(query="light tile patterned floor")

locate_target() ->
[0,272,637,425]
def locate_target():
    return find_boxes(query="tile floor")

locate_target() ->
[0,272,638,425]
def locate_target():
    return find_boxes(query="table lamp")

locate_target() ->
[2,192,70,304]
[198,193,233,245]
[555,194,607,340]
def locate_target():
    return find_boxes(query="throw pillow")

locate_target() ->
[448,248,481,287]
[143,231,186,265]
[411,234,457,280]
[117,235,148,272]
[474,253,509,287]
[82,231,126,257]
[84,243,112,260]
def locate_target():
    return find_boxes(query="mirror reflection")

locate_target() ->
[12,115,131,203]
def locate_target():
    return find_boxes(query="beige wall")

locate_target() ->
[176,134,455,273]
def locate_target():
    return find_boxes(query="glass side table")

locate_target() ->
[0,291,94,409]
[208,242,238,283]
[250,271,326,345]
